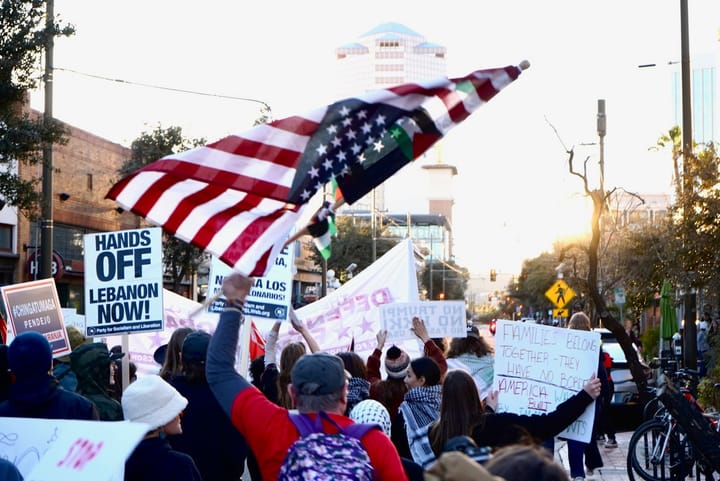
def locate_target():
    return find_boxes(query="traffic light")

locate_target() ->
[490,269,497,282]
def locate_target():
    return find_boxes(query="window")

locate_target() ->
[0,224,11,252]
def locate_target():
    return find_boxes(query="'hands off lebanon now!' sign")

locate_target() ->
[83,228,164,337]
[493,319,600,443]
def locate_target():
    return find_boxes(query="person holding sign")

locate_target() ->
[423,368,600,468]
[206,273,408,481]
[566,312,609,481]
[446,325,494,401]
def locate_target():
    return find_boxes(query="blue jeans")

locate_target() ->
[568,439,603,478]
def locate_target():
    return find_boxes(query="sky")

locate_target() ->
[30,0,720,278]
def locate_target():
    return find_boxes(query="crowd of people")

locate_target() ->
[0,273,609,481]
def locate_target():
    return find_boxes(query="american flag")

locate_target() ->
[107,62,528,276]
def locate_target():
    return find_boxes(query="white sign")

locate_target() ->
[380,301,467,342]
[83,228,164,337]
[0,417,147,481]
[493,319,600,443]
[206,244,293,321]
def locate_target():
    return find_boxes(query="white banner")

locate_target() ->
[277,238,421,361]
[0,417,147,481]
[493,319,599,443]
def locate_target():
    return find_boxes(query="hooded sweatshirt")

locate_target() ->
[71,343,123,421]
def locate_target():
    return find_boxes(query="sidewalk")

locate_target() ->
[554,431,631,481]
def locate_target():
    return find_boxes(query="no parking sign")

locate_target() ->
[83,228,164,336]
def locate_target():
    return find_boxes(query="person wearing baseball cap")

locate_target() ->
[207,273,408,481]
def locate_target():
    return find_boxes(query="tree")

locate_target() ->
[0,1,74,218]
[118,125,207,293]
[562,147,649,395]
[420,259,468,301]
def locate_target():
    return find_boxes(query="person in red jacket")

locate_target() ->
[207,273,408,481]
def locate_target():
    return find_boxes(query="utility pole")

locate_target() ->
[597,99,606,193]
[40,0,54,280]
[680,0,697,370]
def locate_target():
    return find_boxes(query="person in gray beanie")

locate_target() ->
[0,331,98,420]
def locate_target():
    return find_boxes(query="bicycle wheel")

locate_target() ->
[628,420,695,481]
[643,397,666,421]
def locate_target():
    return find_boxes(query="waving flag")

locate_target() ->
[107,62,529,276]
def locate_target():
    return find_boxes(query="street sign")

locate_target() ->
[545,279,575,309]
[614,287,626,305]
[553,308,569,318]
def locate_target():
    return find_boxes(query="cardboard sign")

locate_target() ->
[1,278,70,357]
[206,245,293,321]
[493,319,599,443]
[0,417,147,481]
[380,300,466,342]
[83,228,164,337]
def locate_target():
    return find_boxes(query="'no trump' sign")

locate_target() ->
[84,228,164,337]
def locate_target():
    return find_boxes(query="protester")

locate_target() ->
[168,330,249,481]
[0,331,99,420]
[367,333,411,430]
[337,350,370,415]
[424,451,502,481]
[424,369,600,468]
[698,319,710,377]
[350,398,392,436]
[158,327,194,381]
[53,325,90,392]
[485,444,570,481]
[122,374,202,481]
[445,324,494,400]
[262,310,319,408]
[565,312,607,481]
[0,344,10,403]
[207,273,408,481]
[0,458,23,481]
[599,346,617,448]
[392,317,447,462]
[70,342,125,420]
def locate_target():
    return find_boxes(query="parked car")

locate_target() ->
[489,318,497,335]
[593,328,654,407]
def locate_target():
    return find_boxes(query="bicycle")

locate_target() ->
[627,370,720,481]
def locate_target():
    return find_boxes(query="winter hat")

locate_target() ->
[181,331,211,363]
[58,326,91,363]
[8,331,53,380]
[350,399,391,436]
[122,374,188,430]
[384,345,410,379]
[70,342,124,372]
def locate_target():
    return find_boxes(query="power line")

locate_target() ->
[54,67,271,111]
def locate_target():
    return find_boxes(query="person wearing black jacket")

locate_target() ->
[168,330,248,481]
[0,331,98,420]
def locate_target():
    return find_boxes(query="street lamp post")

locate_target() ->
[680,0,697,370]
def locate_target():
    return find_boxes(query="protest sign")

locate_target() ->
[0,417,146,481]
[206,245,293,321]
[1,278,70,356]
[380,301,466,342]
[493,319,599,443]
[83,228,164,337]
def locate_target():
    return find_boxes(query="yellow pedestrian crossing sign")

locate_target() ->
[545,280,575,309]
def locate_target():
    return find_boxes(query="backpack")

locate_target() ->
[278,411,379,481]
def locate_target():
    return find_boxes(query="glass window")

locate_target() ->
[0,224,11,252]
